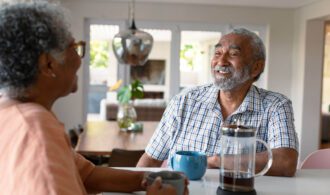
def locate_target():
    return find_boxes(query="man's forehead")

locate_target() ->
[217,33,249,48]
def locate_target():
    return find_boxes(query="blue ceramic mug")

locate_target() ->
[170,151,207,180]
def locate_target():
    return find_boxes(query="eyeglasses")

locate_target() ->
[73,41,86,58]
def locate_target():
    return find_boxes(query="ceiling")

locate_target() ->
[95,0,323,41]
[132,0,321,9]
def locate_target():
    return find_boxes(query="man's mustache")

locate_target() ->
[212,65,234,73]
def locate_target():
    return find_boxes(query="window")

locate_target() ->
[89,24,119,85]
[84,20,267,119]
[87,24,119,116]
[180,31,221,89]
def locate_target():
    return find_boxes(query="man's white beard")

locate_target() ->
[212,65,251,91]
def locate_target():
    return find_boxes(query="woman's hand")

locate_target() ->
[146,177,176,195]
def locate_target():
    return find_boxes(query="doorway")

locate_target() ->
[321,22,330,149]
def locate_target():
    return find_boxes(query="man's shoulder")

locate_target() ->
[175,83,215,100]
[255,86,291,106]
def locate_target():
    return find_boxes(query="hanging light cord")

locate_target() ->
[129,0,137,30]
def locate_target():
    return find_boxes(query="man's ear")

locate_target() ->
[38,53,57,78]
[251,60,264,79]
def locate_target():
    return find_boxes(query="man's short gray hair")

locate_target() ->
[225,28,266,80]
[0,1,72,96]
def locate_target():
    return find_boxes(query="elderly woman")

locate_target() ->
[0,1,179,195]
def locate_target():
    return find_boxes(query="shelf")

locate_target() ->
[143,85,165,92]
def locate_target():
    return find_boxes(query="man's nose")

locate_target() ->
[217,53,230,66]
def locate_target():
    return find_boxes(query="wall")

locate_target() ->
[292,0,330,160]
[55,1,295,136]
[148,41,170,92]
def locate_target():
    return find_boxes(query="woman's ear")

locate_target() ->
[38,53,57,78]
[251,60,264,79]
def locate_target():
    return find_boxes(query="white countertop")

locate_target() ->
[103,168,330,195]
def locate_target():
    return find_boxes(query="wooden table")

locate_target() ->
[75,121,158,155]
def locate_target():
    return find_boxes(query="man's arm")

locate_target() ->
[207,148,298,177]
[137,96,181,168]
[137,153,164,167]
[263,99,298,176]
[255,148,298,177]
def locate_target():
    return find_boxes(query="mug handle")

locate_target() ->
[169,156,174,169]
[254,139,273,177]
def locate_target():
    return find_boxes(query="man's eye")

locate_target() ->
[229,51,240,56]
[214,51,222,56]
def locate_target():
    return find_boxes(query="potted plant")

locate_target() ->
[116,80,144,131]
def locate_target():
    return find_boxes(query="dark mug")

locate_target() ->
[146,171,185,195]
[170,150,207,180]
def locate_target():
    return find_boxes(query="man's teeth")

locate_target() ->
[214,66,221,71]
[217,70,229,73]
[214,66,230,73]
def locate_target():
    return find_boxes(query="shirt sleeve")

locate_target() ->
[267,99,299,151]
[17,111,87,195]
[145,96,180,160]
[1,103,93,195]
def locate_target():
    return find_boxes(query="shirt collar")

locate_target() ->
[204,84,220,109]
[235,85,264,114]
[205,84,264,113]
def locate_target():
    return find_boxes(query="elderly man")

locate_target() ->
[137,28,299,177]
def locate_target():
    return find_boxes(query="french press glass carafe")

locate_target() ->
[217,124,273,195]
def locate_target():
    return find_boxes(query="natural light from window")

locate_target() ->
[180,31,221,88]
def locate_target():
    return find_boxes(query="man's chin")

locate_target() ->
[213,80,235,91]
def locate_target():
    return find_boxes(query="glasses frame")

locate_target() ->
[73,41,86,58]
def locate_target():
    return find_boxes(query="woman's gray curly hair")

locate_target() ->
[0,1,72,96]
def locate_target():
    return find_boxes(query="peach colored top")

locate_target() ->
[0,101,95,194]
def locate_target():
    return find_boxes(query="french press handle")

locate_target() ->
[255,138,273,177]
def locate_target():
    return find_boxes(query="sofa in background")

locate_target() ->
[100,99,167,121]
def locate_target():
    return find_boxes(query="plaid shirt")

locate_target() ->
[145,84,299,161]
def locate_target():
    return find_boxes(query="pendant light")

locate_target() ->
[112,0,153,66]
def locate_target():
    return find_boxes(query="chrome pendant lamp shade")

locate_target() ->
[112,0,153,66]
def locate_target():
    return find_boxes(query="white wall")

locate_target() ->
[55,1,295,135]
[292,0,330,161]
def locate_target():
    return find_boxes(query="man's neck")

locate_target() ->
[218,82,252,120]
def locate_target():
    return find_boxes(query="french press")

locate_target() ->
[217,124,273,195]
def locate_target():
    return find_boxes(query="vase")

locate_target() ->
[117,103,137,131]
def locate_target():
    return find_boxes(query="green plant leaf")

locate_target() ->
[131,80,144,99]
[117,80,144,103]
[117,86,131,104]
